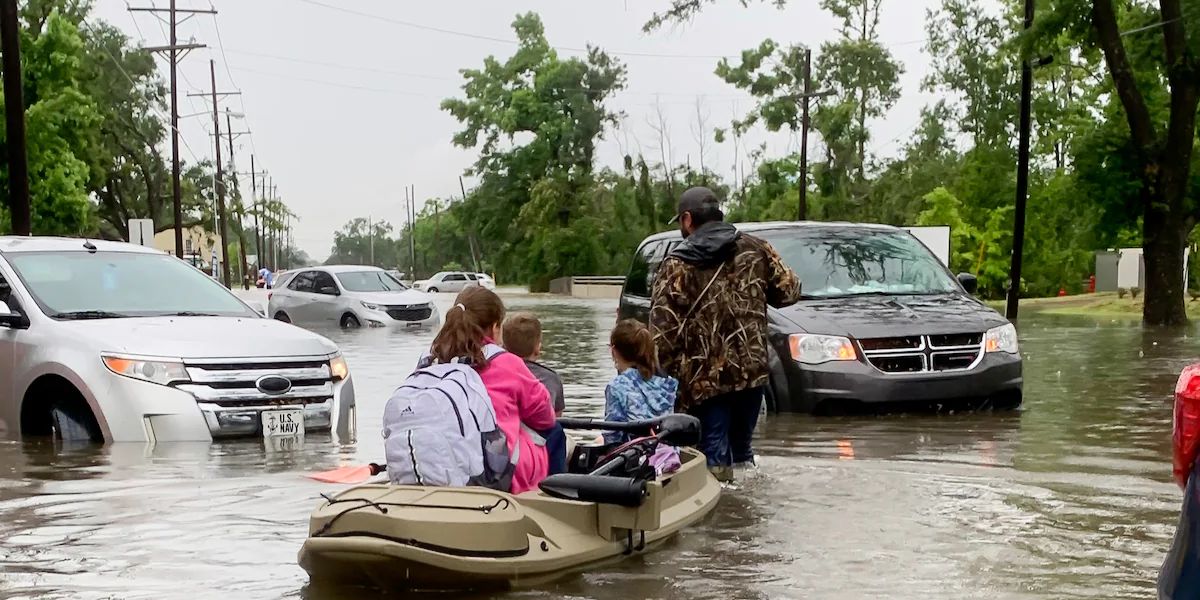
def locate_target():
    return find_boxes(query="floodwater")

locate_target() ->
[0,291,1193,599]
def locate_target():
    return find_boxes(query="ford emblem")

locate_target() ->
[256,375,292,395]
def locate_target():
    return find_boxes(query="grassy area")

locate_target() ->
[985,291,1200,319]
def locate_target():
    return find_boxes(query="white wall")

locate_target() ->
[904,226,951,267]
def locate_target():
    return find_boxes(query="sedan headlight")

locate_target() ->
[360,301,381,311]
[788,334,857,365]
[330,354,349,381]
[984,323,1019,354]
[102,355,190,386]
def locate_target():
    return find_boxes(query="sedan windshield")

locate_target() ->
[756,228,960,298]
[7,251,257,318]
[336,271,407,292]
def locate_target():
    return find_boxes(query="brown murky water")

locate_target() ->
[0,293,1192,599]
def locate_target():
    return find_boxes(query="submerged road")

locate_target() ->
[0,290,1187,599]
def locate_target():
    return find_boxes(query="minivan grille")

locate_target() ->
[858,334,984,374]
[385,305,432,322]
[177,359,333,406]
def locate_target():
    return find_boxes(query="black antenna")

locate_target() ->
[83,239,97,253]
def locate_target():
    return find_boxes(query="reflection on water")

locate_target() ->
[0,294,1190,599]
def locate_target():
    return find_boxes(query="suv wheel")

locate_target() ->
[340,313,361,329]
[273,311,291,323]
[51,402,99,443]
[427,286,439,293]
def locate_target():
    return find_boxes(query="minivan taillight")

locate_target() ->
[1174,364,1200,488]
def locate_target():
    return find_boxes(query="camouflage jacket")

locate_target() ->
[650,222,802,410]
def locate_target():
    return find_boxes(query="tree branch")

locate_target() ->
[1160,0,1188,68]
[1091,0,1156,151]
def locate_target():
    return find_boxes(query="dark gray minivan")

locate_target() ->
[618,221,1023,414]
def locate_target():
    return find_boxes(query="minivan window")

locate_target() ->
[756,228,960,298]
[624,241,665,298]
[337,270,407,292]
[6,251,256,318]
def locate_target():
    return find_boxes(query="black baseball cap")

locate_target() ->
[668,186,721,224]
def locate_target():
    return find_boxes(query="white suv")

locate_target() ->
[0,237,356,443]
[269,265,439,329]
[414,271,479,293]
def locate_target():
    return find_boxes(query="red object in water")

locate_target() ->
[1058,288,1067,296]
[1174,364,1200,488]
[1088,275,1096,293]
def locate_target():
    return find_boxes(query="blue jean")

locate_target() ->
[538,424,567,475]
[689,387,762,467]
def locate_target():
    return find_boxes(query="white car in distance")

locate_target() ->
[474,273,496,290]
[269,266,439,330]
[0,237,356,444]
[413,271,480,294]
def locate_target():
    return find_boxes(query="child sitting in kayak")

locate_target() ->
[501,312,565,417]
[605,320,681,474]
[428,288,566,493]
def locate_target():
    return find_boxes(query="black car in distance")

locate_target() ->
[618,222,1023,414]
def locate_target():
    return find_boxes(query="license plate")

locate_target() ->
[406,322,423,328]
[262,408,304,438]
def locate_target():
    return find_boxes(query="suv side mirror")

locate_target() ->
[0,303,28,329]
[957,273,979,294]
[318,286,340,296]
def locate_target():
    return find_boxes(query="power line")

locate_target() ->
[207,4,257,160]
[228,66,438,96]
[293,0,739,60]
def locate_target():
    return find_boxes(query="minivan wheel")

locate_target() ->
[427,286,439,293]
[340,314,361,329]
[273,311,291,323]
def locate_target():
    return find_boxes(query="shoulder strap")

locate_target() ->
[484,343,506,361]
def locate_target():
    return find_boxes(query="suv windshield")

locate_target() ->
[756,228,959,298]
[6,251,257,318]
[336,270,407,292]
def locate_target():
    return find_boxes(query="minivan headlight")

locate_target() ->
[102,355,190,386]
[330,354,349,381]
[985,323,1019,354]
[788,334,857,365]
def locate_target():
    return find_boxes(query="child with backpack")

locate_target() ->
[382,287,564,494]
[604,321,680,477]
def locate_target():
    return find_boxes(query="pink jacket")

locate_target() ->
[478,341,555,494]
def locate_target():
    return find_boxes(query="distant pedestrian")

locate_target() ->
[650,186,802,483]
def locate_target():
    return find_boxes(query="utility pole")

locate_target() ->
[1,0,29,235]
[795,48,832,222]
[409,184,417,275]
[249,155,261,269]
[1005,0,1051,320]
[130,2,213,257]
[368,214,374,265]
[188,60,240,287]
[226,109,251,289]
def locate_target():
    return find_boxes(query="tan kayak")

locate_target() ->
[299,415,721,590]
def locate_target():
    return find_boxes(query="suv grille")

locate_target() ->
[386,305,432,322]
[177,359,333,406]
[858,333,984,374]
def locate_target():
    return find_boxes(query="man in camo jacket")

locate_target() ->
[651,187,802,482]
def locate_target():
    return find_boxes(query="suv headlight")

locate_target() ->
[102,355,190,386]
[984,323,1019,354]
[330,354,349,381]
[788,334,857,365]
[360,301,381,311]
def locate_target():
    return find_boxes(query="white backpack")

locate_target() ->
[382,344,517,490]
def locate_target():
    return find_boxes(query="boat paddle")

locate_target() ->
[308,462,385,484]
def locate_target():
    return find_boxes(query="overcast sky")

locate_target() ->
[92,0,942,261]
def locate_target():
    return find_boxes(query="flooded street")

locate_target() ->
[0,291,1192,599]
